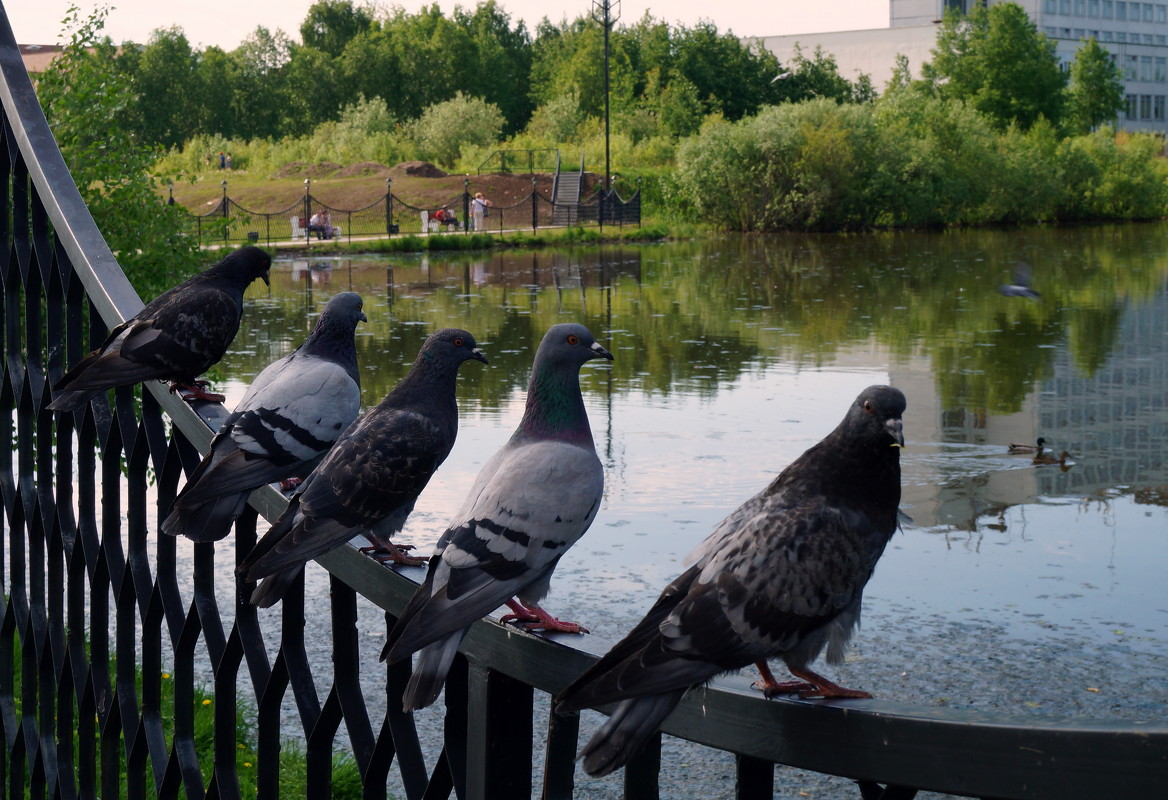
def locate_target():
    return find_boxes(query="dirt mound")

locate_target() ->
[336,161,391,178]
[390,161,449,178]
[272,161,343,179]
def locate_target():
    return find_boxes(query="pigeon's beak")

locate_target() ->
[589,341,614,361]
[887,418,905,448]
[471,348,489,365]
[261,268,271,286]
[359,311,368,323]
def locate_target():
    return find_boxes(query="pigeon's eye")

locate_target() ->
[453,337,464,347]
[863,400,875,414]
[567,335,580,345]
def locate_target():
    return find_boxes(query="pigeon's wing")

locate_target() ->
[386,438,603,659]
[118,280,243,378]
[174,353,361,506]
[242,406,452,578]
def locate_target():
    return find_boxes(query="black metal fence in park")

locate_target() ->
[3,10,1168,800]
[185,182,642,245]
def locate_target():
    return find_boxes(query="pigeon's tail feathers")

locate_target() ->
[47,388,101,413]
[238,496,302,580]
[160,490,250,543]
[248,566,302,608]
[400,631,466,712]
[579,691,686,777]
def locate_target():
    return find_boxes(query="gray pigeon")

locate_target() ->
[49,246,272,412]
[239,328,488,607]
[381,322,614,713]
[160,292,367,543]
[556,385,906,777]
[997,260,1040,299]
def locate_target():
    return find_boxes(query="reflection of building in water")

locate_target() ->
[896,290,1168,529]
[289,260,334,287]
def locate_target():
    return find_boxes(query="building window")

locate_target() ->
[1101,29,1114,39]
[1104,0,1114,17]
[1075,27,1087,36]
[1046,0,1058,10]
[1145,1,1155,19]
[1089,0,1101,14]
[1155,95,1166,120]
[1075,0,1086,14]
[1127,54,1140,78]
[1117,1,1127,20]
[1157,56,1167,80]
[1159,4,1168,21]
[1142,55,1154,80]
[1116,30,1127,41]
[1146,34,1155,43]
[1126,94,1137,117]
[1158,34,1167,44]
[1140,94,1152,119]
[1062,0,1074,13]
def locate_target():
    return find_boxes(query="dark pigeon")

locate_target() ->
[161,292,367,543]
[998,260,1040,300]
[239,328,487,607]
[381,322,614,713]
[49,246,272,412]
[556,385,906,778]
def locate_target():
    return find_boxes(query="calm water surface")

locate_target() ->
[217,224,1168,683]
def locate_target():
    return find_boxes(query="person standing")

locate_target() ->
[471,192,493,231]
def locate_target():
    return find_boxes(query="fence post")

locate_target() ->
[531,177,538,232]
[221,180,228,240]
[304,178,311,241]
[463,178,470,234]
[385,178,395,234]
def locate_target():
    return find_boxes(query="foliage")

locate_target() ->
[675,87,1168,232]
[36,4,204,296]
[924,3,1066,131]
[410,92,505,168]
[1066,37,1126,134]
[300,0,374,57]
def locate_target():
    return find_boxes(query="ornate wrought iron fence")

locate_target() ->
[3,11,1168,800]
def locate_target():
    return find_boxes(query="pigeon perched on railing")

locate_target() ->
[556,385,907,778]
[48,246,272,412]
[381,323,614,712]
[239,328,487,607]
[161,292,367,543]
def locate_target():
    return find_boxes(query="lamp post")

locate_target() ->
[591,0,620,202]
[304,178,311,240]
[221,180,228,240]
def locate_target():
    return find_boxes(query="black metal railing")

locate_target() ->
[3,10,1168,800]
[184,178,641,245]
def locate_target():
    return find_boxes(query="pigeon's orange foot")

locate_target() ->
[360,539,428,566]
[501,599,589,634]
[753,662,872,700]
[278,477,303,493]
[170,380,226,404]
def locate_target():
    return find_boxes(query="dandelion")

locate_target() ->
[202,699,212,706]
[161,673,170,680]
[243,762,252,768]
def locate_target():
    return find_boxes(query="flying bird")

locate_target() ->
[49,246,272,412]
[239,328,487,607]
[161,292,367,543]
[998,260,1040,300]
[381,323,614,712]
[556,385,907,778]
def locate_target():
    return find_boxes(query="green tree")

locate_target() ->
[117,27,203,148]
[453,0,534,132]
[1066,37,1125,133]
[300,0,375,57]
[37,5,203,294]
[925,2,1066,130]
[410,91,504,167]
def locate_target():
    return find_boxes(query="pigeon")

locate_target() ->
[238,328,488,608]
[49,246,272,412]
[556,385,906,778]
[1008,437,1045,455]
[160,292,368,543]
[381,322,614,713]
[997,260,1040,300]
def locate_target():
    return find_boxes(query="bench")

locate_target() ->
[291,216,342,240]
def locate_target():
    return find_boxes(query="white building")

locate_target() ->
[753,0,1168,133]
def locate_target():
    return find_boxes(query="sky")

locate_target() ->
[8,1,889,49]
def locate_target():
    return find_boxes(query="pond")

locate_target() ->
[212,225,1168,796]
